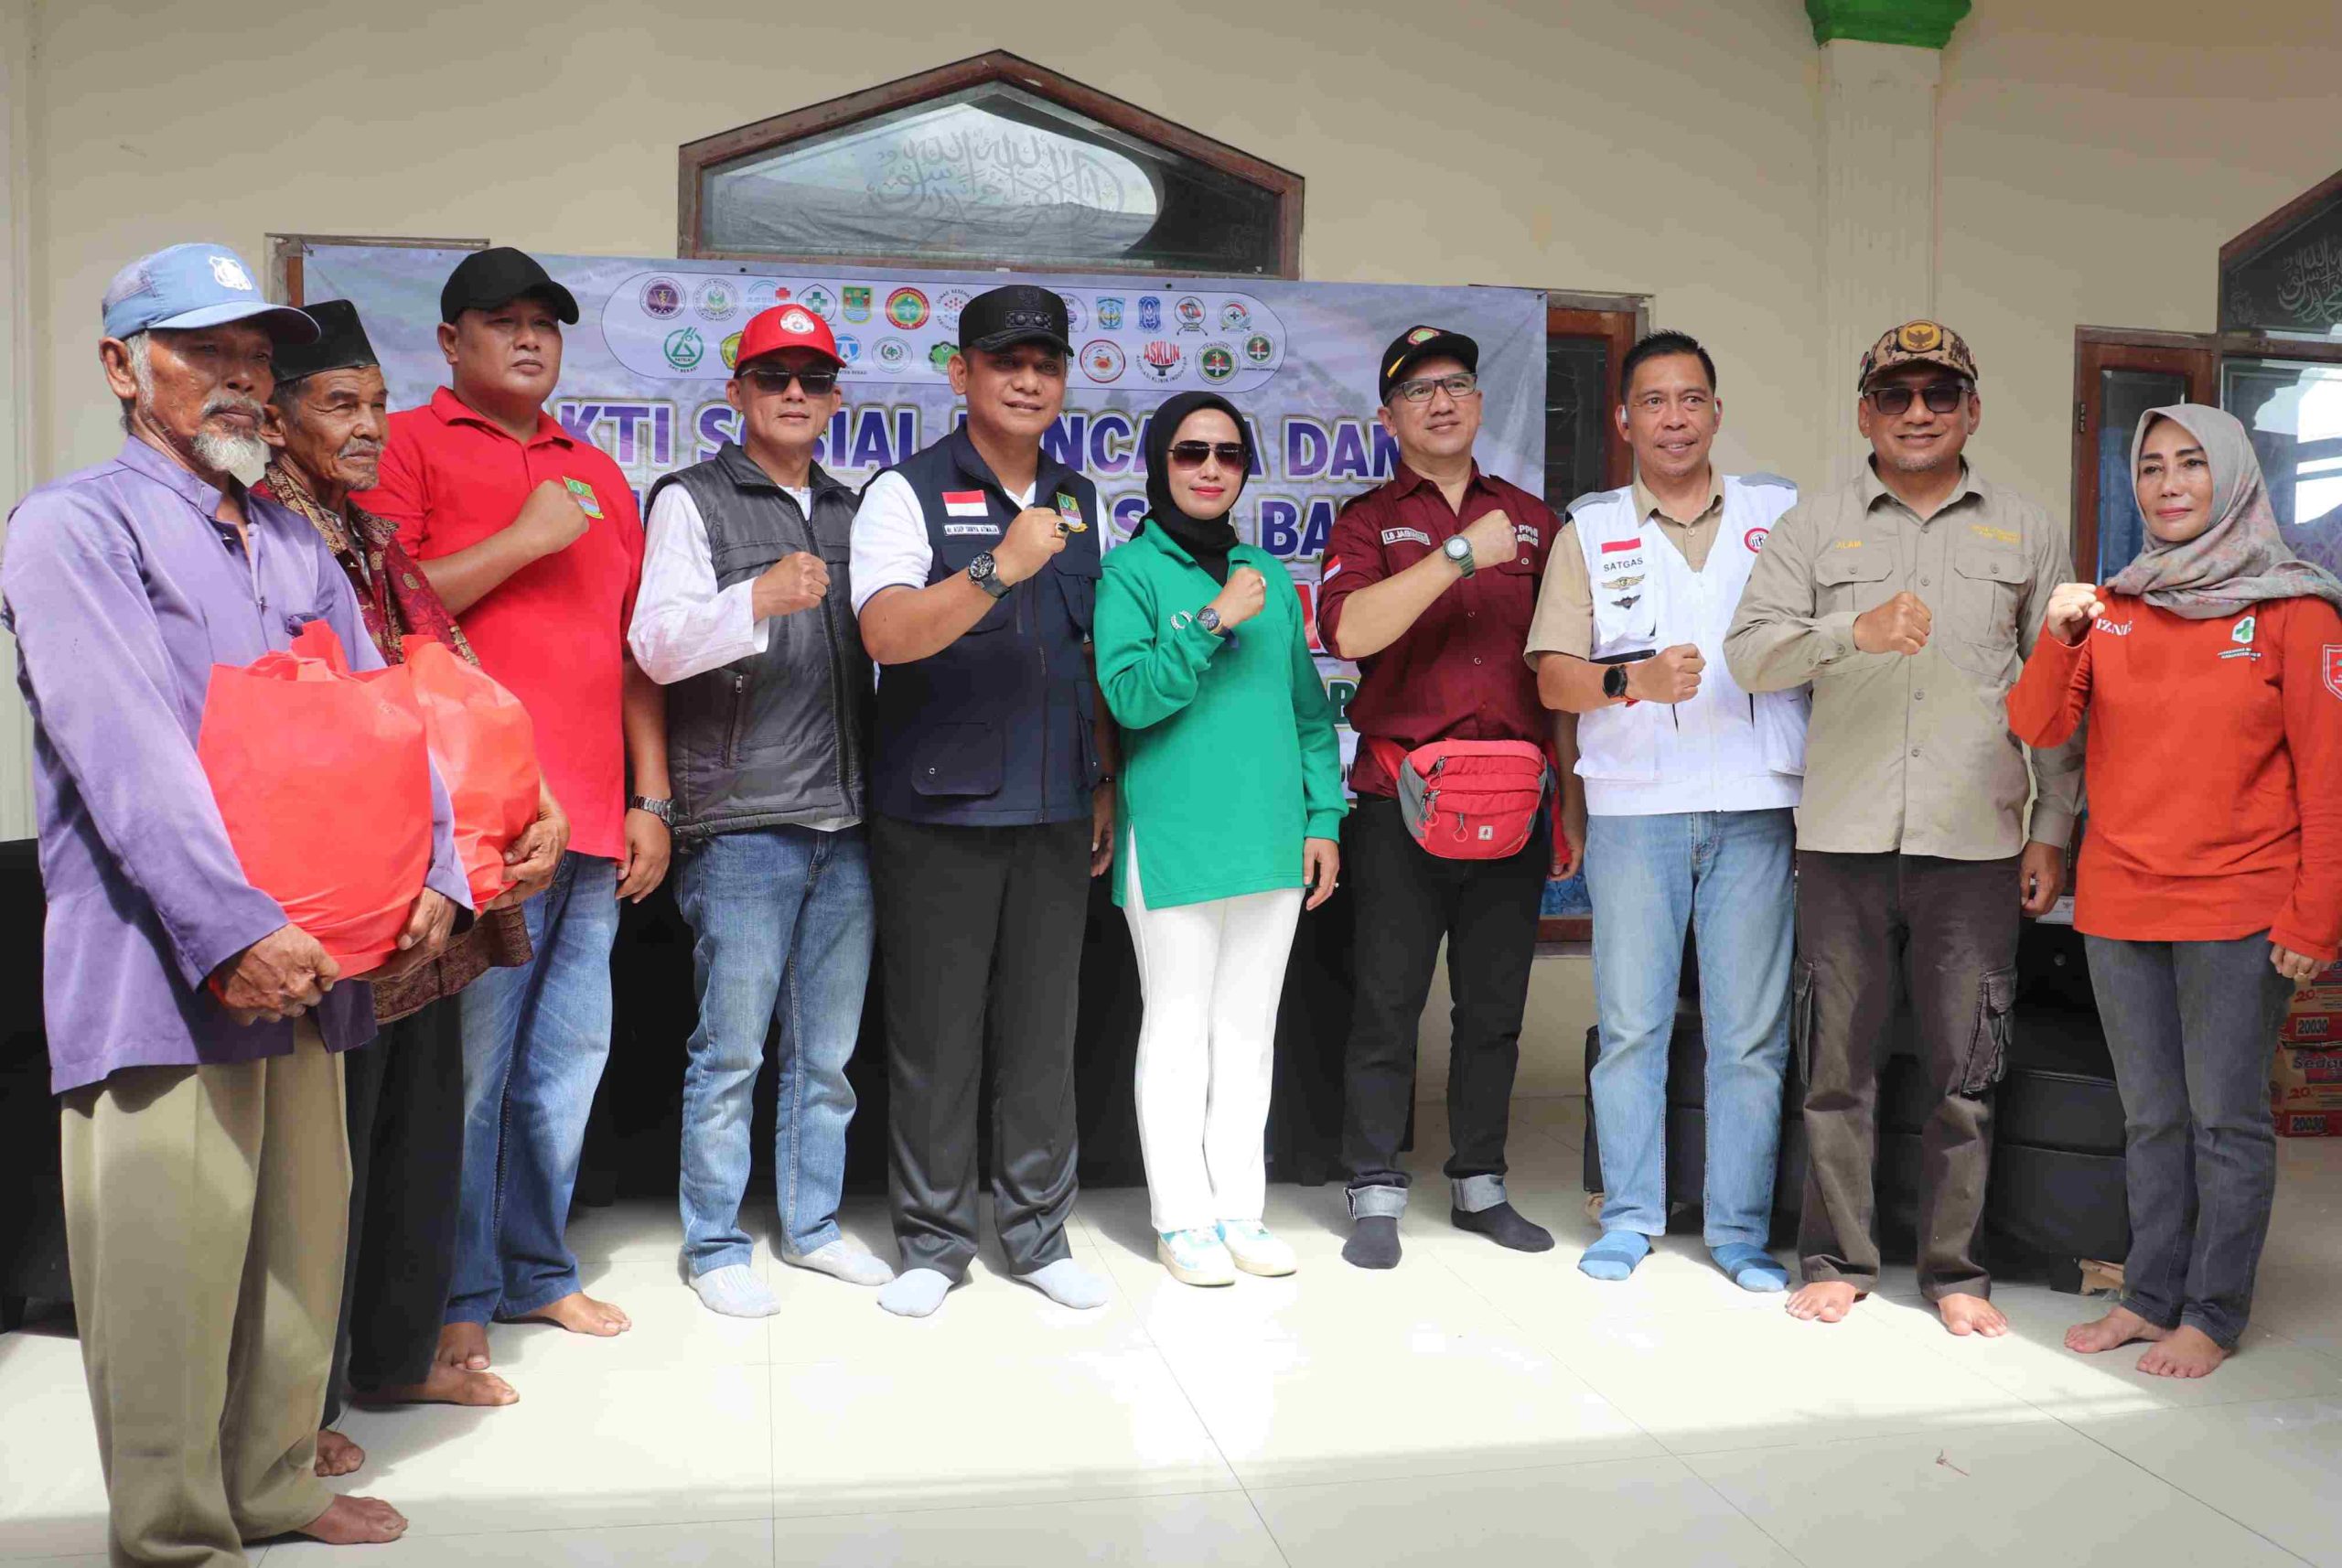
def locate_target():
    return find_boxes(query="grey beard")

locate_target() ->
[191,426,271,487]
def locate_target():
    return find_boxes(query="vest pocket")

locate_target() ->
[720,670,751,768]
[1755,688,1810,777]
[1956,963,2017,1098]
[909,721,1004,798]
[1573,704,1660,781]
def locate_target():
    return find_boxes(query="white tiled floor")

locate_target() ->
[6,1098,2342,1566]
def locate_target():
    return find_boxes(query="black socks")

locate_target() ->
[1451,1201,1554,1253]
[1343,1215,1402,1270]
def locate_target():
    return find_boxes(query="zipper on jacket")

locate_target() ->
[804,489,857,813]
[722,669,749,768]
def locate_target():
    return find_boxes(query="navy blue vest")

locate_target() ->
[869,425,1104,826]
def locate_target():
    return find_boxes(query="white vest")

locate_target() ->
[1572,474,1810,817]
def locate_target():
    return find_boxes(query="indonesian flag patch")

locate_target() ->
[941,490,988,518]
[1599,538,1638,554]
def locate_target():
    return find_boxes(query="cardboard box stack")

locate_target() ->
[2273,961,2342,1137]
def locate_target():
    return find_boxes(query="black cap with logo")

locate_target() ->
[1378,325,1479,404]
[958,284,1073,357]
[271,298,381,383]
[439,246,581,326]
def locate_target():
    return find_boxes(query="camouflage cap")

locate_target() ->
[1858,319,1978,388]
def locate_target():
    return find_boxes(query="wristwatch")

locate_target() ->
[1603,663,1631,701]
[1198,606,1225,636]
[967,551,1012,600]
[1442,534,1477,578]
[628,794,674,826]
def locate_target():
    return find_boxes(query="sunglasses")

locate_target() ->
[1863,381,1969,415]
[739,366,840,395]
[1391,371,1480,404]
[1166,440,1247,469]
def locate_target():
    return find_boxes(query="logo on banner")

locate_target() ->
[941,490,989,518]
[1220,301,1251,331]
[843,286,872,323]
[1198,343,1236,382]
[1138,295,1162,331]
[718,331,743,370]
[833,334,862,364]
[1744,526,1771,554]
[663,328,705,370]
[771,285,793,302]
[694,278,737,321]
[1140,341,1185,382]
[1174,295,1207,333]
[1060,294,1086,335]
[935,288,971,328]
[1097,296,1124,330]
[1082,340,1127,383]
[2325,645,2342,702]
[929,342,958,372]
[1245,333,1275,365]
[641,277,683,318]
[886,288,929,329]
[800,285,837,320]
[875,338,910,370]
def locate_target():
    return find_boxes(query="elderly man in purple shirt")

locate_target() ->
[1,244,471,1565]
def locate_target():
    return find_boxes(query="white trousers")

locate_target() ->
[1123,839,1304,1233]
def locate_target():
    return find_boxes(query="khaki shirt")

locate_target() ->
[1527,471,1724,662]
[1722,462,2082,859]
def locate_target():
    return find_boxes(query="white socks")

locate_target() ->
[877,1267,954,1317]
[785,1240,897,1287]
[1017,1258,1110,1310]
[689,1264,780,1318]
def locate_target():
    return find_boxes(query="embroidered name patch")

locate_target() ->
[1381,527,1433,548]
[1512,522,1541,547]
[942,522,999,537]
[1970,522,2019,546]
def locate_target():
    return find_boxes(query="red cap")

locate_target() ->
[733,303,843,371]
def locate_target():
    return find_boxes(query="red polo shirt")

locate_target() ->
[1316,463,1555,798]
[357,387,644,861]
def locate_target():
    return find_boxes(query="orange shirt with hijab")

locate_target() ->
[2005,593,2342,962]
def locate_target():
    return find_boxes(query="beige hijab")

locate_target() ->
[2109,403,2342,618]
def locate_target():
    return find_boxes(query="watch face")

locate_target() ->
[968,553,995,582]
[1445,536,1471,559]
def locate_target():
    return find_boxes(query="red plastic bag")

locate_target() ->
[198,620,432,979]
[403,633,541,908]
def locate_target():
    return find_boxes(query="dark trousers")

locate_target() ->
[323,996,465,1424]
[2086,931,2296,1348]
[1795,851,2018,1300]
[1340,796,1547,1208]
[869,812,1090,1281]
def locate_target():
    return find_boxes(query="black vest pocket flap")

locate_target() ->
[910,721,1004,797]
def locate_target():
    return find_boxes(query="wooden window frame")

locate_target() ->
[2218,165,2342,344]
[676,50,1305,278]
[267,233,489,307]
[2069,327,2218,581]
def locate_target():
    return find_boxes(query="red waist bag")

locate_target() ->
[403,634,541,909]
[198,620,432,979]
[1368,737,1552,861]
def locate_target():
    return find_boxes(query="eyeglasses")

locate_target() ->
[1391,372,1480,404]
[1863,381,1969,415]
[739,366,839,395]
[1166,441,1247,469]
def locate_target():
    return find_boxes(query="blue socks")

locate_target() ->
[1577,1231,1651,1282]
[1712,1243,1790,1293]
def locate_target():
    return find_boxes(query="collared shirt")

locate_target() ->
[1530,468,1725,661]
[1722,460,2084,859]
[358,387,645,860]
[848,468,1034,615]
[3,437,469,1093]
[1315,461,1555,798]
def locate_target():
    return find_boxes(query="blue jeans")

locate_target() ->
[1585,809,1794,1248]
[447,852,620,1324]
[674,825,874,1273]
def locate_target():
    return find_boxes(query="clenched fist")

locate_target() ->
[994,506,1070,585]
[1208,565,1269,631]
[212,923,339,1026]
[2044,583,2105,646]
[1623,643,1705,704]
[1456,509,1520,571]
[515,478,591,560]
[1854,591,1932,657]
[751,551,831,618]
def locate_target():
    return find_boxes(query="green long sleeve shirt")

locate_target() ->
[1094,522,1348,909]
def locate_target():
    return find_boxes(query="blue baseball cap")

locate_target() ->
[101,244,318,344]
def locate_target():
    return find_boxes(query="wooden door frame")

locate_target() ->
[2069,327,2217,578]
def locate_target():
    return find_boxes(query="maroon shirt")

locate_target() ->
[1316,463,1556,798]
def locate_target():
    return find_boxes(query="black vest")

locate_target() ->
[647,443,869,840]
[869,425,1103,826]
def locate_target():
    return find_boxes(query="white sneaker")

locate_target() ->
[1218,1220,1297,1277]
[1156,1228,1237,1287]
